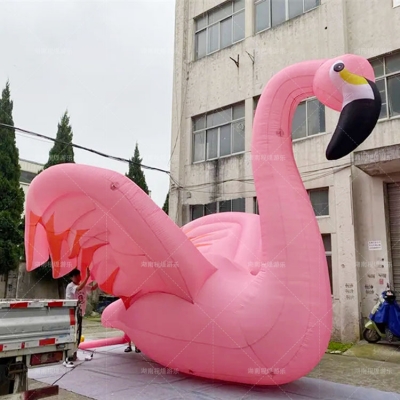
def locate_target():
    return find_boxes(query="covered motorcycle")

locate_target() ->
[368,290,400,342]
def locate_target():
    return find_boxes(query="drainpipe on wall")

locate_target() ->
[349,158,364,340]
[341,0,349,54]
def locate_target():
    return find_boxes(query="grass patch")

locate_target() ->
[327,341,353,353]
[84,315,101,322]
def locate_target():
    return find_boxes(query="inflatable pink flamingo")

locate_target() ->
[25,54,381,385]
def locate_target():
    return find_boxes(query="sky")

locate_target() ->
[0,0,176,208]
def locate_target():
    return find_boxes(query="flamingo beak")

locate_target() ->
[325,62,382,161]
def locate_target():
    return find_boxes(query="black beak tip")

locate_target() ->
[325,145,342,161]
[325,149,335,161]
[325,80,381,161]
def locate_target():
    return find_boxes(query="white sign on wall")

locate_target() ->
[368,240,382,251]
[394,0,400,8]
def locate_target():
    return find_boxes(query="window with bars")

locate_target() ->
[370,52,400,120]
[194,0,245,60]
[190,198,246,221]
[192,102,245,163]
[292,98,326,140]
[255,0,320,33]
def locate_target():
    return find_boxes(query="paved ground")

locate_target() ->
[28,318,120,400]
[28,319,400,399]
[344,339,400,363]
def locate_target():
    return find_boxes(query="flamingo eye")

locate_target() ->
[333,62,345,72]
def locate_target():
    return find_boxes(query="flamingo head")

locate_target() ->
[313,54,382,161]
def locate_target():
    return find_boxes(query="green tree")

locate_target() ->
[126,143,149,194]
[0,81,25,285]
[41,111,74,171]
[162,192,169,214]
[35,111,75,295]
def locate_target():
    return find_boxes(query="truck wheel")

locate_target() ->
[363,328,381,343]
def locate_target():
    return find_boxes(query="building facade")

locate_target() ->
[169,0,400,342]
[19,158,43,213]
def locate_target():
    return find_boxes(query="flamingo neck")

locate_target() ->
[252,59,327,269]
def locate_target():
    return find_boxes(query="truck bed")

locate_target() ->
[0,299,77,359]
[0,299,78,398]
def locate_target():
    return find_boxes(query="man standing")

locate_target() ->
[64,267,98,367]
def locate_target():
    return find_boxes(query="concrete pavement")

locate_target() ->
[343,339,400,363]
[27,319,400,399]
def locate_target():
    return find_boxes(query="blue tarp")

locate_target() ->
[370,293,400,337]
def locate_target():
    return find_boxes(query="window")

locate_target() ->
[253,95,261,117]
[370,52,400,119]
[193,103,245,163]
[254,197,259,214]
[322,234,333,294]
[191,205,204,221]
[190,198,246,220]
[308,188,329,216]
[195,0,245,60]
[292,97,326,140]
[255,0,320,33]
[254,199,331,292]
[20,170,37,184]
[255,191,328,216]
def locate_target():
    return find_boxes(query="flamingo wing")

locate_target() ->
[181,212,262,274]
[25,164,217,304]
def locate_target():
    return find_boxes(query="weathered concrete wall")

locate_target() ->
[16,263,60,299]
[170,0,400,343]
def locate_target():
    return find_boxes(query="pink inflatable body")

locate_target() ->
[78,335,128,351]
[25,54,381,385]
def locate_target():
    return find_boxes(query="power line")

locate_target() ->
[0,122,171,175]
[3,122,348,197]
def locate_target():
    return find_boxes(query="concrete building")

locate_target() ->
[19,158,43,213]
[169,0,400,342]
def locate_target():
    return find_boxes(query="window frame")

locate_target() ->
[291,97,326,141]
[254,197,259,214]
[254,0,321,35]
[19,170,38,184]
[370,52,400,122]
[194,0,246,61]
[192,102,246,164]
[253,95,261,117]
[253,197,332,293]
[307,187,329,217]
[190,198,246,220]
[255,190,329,217]
[322,234,333,295]
[255,95,326,141]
